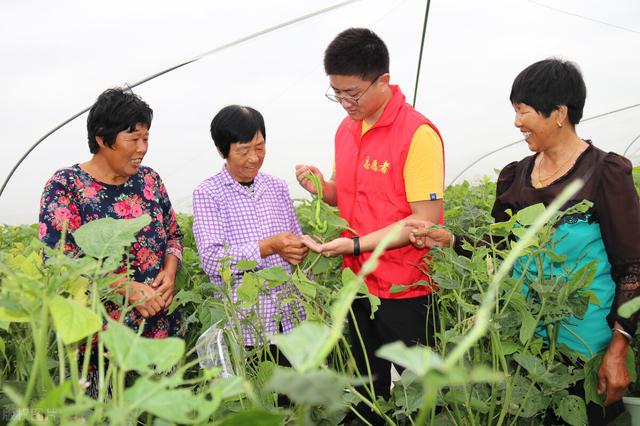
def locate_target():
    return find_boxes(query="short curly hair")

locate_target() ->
[86,88,153,154]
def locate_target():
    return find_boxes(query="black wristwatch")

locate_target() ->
[352,236,361,257]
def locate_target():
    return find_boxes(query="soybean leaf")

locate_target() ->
[310,254,332,274]
[257,266,290,284]
[330,268,362,324]
[49,295,101,344]
[124,375,222,424]
[0,306,29,323]
[392,370,424,412]
[216,409,286,426]
[376,341,444,376]
[271,322,331,372]
[237,272,260,308]
[516,204,546,226]
[561,260,598,302]
[500,340,520,355]
[514,353,551,384]
[169,289,204,314]
[291,269,316,299]
[364,290,381,319]
[443,391,489,414]
[236,260,257,271]
[519,309,537,345]
[554,395,587,426]
[102,320,184,373]
[265,367,348,412]
[520,392,551,418]
[253,360,276,391]
[211,375,247,399]
[390,284,413,293]
[73,215,151,259]
[468,366,503,383]
[34,381,72,409]
[583,352,605,407]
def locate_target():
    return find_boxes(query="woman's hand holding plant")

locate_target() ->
[405,218,452,249]
[126,281,164,318]
[260,232,309,265]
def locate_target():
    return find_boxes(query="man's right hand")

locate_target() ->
[295,164,324,194]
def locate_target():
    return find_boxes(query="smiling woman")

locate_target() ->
[38,87,184,397]
[408,58,640,424]
[192,104,308,357]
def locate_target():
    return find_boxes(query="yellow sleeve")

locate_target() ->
[403,124,444,202]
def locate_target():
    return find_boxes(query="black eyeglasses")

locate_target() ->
[325,74,382,106]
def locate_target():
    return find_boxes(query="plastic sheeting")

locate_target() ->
[1,0,639,224]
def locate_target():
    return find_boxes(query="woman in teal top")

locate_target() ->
[408,59,640,424]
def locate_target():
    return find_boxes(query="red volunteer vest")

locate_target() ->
[334,85,444,298]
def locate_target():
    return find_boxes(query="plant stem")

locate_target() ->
[547,323,557,362]
[24,298,52,403]
[56,333,65,385]
[23,321,41,405]
[414,383,438,426]
[350,388,396,425]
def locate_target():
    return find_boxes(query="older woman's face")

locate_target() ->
[226,132,265,183]
[98,123,149,177]
[513,103,562,152]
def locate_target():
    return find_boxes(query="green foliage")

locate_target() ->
[443,175,496,234]
[49,295,101,344]
[73,214,151,260]
[399,181,596,424]
[101,320,185,373]
[294,175,350,305]
[2,172,639,424]
[171,214,226,348]
[266,367,349,412]
[216,408,286,426]
[0,217,250,425]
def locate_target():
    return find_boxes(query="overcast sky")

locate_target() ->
[1,0,639,225]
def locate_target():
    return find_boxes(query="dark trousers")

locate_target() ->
[347,295,436,425]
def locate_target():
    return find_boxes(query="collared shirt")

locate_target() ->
[334,85,444,298]
[192,166,306,345]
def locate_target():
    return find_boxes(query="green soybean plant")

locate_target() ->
[379,180,600,426]
[0,217,262,425]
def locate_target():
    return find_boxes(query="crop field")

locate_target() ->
[1,170,639,425]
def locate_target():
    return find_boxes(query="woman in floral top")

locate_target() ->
[39,87,184,341]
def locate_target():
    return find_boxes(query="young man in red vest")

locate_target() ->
[296,28,445,423]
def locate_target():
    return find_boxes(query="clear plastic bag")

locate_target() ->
[195,324,235,377]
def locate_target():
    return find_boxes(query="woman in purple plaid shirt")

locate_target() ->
[192,105,308,353]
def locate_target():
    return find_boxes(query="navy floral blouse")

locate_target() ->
[39,164,184,338]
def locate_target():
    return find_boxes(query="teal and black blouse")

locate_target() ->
[486,142,640,357]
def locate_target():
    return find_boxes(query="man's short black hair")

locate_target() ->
[510,58,586,125]
[210,105,266,158]
[86,88,153,154]
[324,28,389,81]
